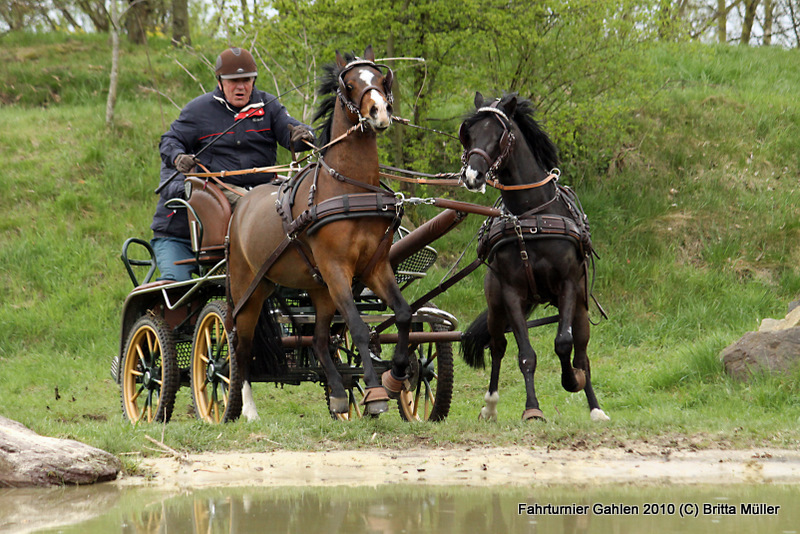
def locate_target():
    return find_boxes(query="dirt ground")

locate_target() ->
[117,443,800,489]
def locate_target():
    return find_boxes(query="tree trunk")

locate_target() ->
[240,0,249,26]
[741,0,760,45]
[0,416,121,487]
[763,0,774,45]
[717,0,727,43]
[106,0,120,127]
[125,0,151,44]
[172,0,191,45]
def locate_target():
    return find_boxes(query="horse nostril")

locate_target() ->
[386,104,393,116]
[370,105,378,118]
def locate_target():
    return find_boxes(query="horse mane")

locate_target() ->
[312,52,357,152]
[464,92,560,172]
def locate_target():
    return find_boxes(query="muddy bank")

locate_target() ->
[116,445,800,489]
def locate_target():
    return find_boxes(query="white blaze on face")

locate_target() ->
[358,68,391,128]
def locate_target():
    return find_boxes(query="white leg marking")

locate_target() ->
[479,391,500,421]
[241,381,260,422]
[590,408,610,421]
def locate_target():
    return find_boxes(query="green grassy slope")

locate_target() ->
[1,33,799,458]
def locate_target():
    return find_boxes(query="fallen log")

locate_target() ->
[0,416,121,487]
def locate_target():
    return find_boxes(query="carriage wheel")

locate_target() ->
[190,301,242,423]
[120,314,179,424]
[398,319,454,422]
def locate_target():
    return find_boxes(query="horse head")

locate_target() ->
[335,45,394,131]
[458,91,518,193]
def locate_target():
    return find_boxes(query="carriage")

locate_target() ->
[112,47,608,426]
[111,176,465,423]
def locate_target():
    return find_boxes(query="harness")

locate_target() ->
[230,58,401,320]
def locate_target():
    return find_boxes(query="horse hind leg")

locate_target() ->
[572,303,610,422]
[555,281,587,394]
[307,290,352,415]
[230,283,273,422]
[479,328,505,421]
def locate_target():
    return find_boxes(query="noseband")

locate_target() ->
[336,59,394,123]
[459,106,516,183]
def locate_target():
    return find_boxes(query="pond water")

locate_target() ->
[2,483,798,534]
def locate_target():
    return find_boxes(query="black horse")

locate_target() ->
[460,92,609,422]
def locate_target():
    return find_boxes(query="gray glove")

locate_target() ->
[174,153,197,173]
[288,124,315,151]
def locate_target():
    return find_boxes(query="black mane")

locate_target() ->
[312,52,356,151]
[463,93,560,172]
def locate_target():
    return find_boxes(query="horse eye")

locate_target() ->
[346,83,354,91]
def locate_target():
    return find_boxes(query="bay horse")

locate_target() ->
[226,46,412,420]
[459,92,609,422]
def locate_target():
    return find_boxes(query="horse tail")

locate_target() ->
[461,309,491,369]
[250,300,288,378]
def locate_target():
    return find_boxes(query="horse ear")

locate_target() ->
[336,50,347,68]
[364,45,375,62]
[503,94,517,118]
[474,91,484,109]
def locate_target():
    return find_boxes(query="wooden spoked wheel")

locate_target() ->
[398,321,454,422]
[190,301,242,423]
[120,314,178,423]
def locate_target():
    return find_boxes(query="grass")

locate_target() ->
[2,33,800,464]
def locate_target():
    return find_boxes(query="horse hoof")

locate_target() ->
[381,370,405,400]
[478,407,498,421]
[328,396,349,414]
[366,400,388,415]
[591,408,610,421]
[563,368,586,392]
[522,408,546,422]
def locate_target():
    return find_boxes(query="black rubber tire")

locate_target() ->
[190,301,242,423]
[120,314,179,423]
[399,311,454,422]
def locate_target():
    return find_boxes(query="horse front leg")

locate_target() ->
[572,301,610,421]
[498,279,545,422]
[307,290,350,414]
[315,279,390,415]
[364,263,412,399]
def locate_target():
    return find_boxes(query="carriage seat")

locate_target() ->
[179,177,232,264]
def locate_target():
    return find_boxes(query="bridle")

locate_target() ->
[459,104,557,191]
[459,105,515,184]
[336,59,394,124]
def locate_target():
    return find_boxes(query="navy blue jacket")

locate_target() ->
[151,86,310,238]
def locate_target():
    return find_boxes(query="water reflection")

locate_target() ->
[12,484,800,534]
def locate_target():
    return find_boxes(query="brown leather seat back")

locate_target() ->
[185,177,232,249]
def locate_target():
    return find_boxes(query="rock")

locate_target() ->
[759,305,800,332]
[0,416,121,487]
[720,327,800,381]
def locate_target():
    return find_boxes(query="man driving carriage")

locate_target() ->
[151,46,315,281]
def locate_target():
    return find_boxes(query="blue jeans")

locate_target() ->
[150,237,197,281]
